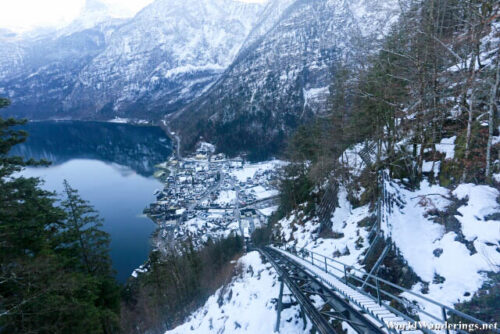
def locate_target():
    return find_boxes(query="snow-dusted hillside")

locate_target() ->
[277,179,500,310]
[1,0,400,155]
[64,0,263,119]
[165,251,310,334]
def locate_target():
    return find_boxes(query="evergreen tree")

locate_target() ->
[0,98,120,334]
[58,180,113,276]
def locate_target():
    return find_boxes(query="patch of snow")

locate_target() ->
[494,173,500,183]
[386,180,499,309]
[131,264,147,278]
[452,184,500,245]
[303,86,329,107]
[164,64,225,79]
[340,143,373,177]
[279,187,371,268]
[436,136,456,160]
[108,117,130,123]
[422,160,441,177]
[197,141,216,153]
[247,185,279,200]
[259,205,278,217]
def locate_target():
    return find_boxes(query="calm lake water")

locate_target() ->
[12,121,171,282]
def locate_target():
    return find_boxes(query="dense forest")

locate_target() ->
[120,235,243,334]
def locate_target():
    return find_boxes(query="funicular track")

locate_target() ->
[258,245,500,334]
[259,247,386,334]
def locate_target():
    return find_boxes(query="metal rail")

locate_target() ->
[273,244,500,334]
[259,247,387,334]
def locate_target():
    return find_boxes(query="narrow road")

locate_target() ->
[161,120,181,159]
[231,178,244,237]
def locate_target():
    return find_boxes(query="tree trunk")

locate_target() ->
[486,51,500,182]
[462,88,474,183]
[461,28,479,183]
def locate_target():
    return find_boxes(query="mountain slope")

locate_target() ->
[169,0,400,159]
[64,0,263,120]
[0,22,119,119]
[0,0,263,120]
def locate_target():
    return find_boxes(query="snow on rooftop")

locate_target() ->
[215,190,237,205]
[259,205,278,217]
[247,185,279,200]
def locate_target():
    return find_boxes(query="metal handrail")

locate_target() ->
[278,245,445,329]
[272,243,499,333]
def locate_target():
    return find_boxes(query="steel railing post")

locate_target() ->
[376,279,381,305]
[442,307,450,334]
[324,257,327,273]
[275,279,284,333]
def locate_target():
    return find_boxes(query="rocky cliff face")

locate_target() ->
[170,0,400,159]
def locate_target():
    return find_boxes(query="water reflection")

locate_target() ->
[11,121,172,176]
[14,121,171,282]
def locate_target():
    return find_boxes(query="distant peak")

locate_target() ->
[83,0,110,14]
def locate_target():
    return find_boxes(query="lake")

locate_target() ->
[11,121,171,282]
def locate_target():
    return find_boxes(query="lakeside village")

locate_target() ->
[144,142,284,249]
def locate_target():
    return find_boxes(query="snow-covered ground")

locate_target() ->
[277,176,500,318]
[165,173,499,332]
[279,187,371,268]
[246,185,279,200]
[382,180,500,308]
[167,131,499,331]
[230,160,285,183]
[215,190,237,206]
[165,252,310,334]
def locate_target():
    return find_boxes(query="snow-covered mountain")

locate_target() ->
[0,23,120,119]
[1,0,399,155]
[169,0,400,159]
[0,0,263,120]
[59,0,128,36]
[64,0,263,119]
